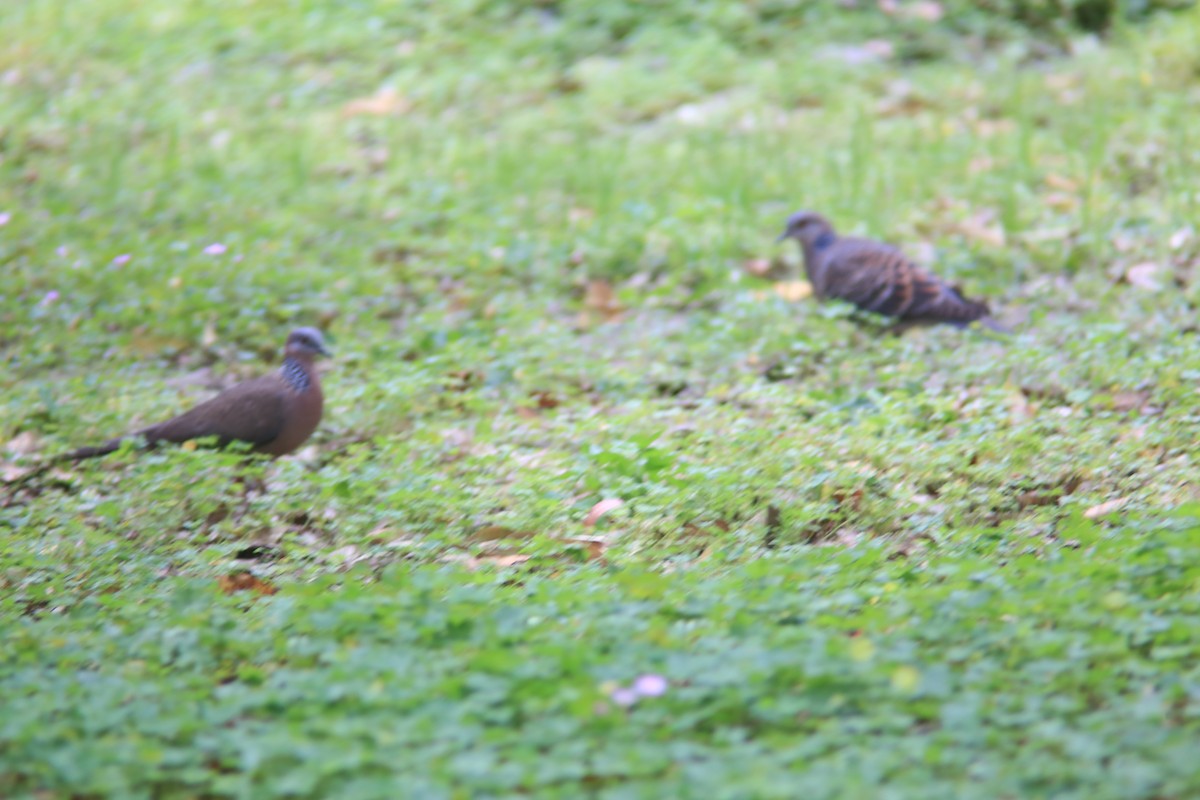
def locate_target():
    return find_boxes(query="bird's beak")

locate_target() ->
[775,231,790,243]
[317,343,333,357]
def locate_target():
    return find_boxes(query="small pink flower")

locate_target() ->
[56,245,69,257]
[0,212,10,226]
[633,674,668,697]
[112,254,131,266]
[609,687,638,707]
[203,242,227,256]
[40,290,60,306]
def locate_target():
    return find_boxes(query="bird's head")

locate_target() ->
[776,211,836,246]
[285,327,332,359]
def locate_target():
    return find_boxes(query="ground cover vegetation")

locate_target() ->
[2,0,1200,796]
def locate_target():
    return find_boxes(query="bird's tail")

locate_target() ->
[55,437,132,462]
[974,316,1012,335]
[4,436,141,495]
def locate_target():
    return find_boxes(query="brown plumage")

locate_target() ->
[777,211,1007,331]
[63,327,330,461]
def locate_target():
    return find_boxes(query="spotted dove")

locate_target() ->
[63,327,330,461]
[777,211,1006,331]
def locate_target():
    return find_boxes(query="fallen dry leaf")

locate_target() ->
[968,156,994,175]
[341,87,410,117]
[582,279,623,321]
[444,370,482,392]
[743,258,772,277]
[5,431,41,455]
[1125,262,1162,291]
[958,212,1006,248]
[442,427,473,451]
[863,39,894,60]
[1019,226,1074,245]
[1017,490,1057,509]
[832,488,865,512]
[585,498,624,527]
[568,207,594,225]
[1,463,34,483]
[1007,389,1038,422]
[973,119,1015,138]
[1109,391,1150,413]
[483,554,533,568]
[680,519,732,540]
[744,257,793,282]
[455,552,534,571]
[1043,192,1079,212]
[558,537,609,561]
[1045,73,1079,92]
[823,528,865,548]
[875,80,933,117]
[773,279,813,302]
[1112,232,1138,253]
[909,1,944,21]
[1045,173,1079,192]
[439,551,532,571]
[531,390,559,409]
[1083,497,1129,519]
[217,572,278,596]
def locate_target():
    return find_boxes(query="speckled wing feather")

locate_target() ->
[818,237,991,325]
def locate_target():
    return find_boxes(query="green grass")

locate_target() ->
[3,1,1200,797]
[6,509,1200,799]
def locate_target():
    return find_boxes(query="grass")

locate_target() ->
[6,510,1200,798]
[3,1,1200,797]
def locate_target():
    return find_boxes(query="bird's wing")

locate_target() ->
[902,272,991,324]
[137,375,287,448]
[823,238,990,323]
[820,238,911,315]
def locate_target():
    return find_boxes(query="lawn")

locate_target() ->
[3,1,1200,797]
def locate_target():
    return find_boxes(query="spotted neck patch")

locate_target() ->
[280,357,311,392]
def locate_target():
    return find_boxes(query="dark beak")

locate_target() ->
[775,231,790,243]
[317,342,333,357]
